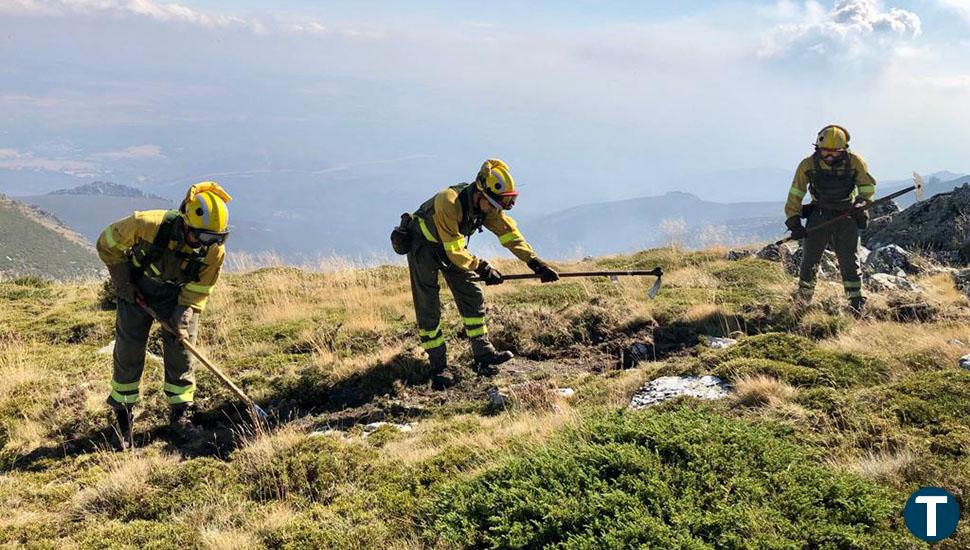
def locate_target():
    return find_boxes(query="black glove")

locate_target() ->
[474,260,504,286]
[528,258,560,283]
[168,305,194,340]
[785,216,807,240]
[107,263,136,303]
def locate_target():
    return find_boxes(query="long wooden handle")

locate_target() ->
[472,268,663,282]
[136,299,255,406]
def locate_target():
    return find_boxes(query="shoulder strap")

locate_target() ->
[152,210,181,250]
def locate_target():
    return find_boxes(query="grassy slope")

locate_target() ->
[0,197,103,281]
[0,248,968,548]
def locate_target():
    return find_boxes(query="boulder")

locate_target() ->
[726,249,753,261]
[863,183,970,265]
[864,244,919,276]
[629,375,730,409]
[953,269,970,298]
[702,336,737,349]
[960,354,970,370]
[866,273,920,293]
[869,199,899,219]
[785,247,840,279]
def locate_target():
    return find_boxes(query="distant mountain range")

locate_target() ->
[0,195,102,280]
[17,183,174,245]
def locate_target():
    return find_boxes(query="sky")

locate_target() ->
[0,0,969,211]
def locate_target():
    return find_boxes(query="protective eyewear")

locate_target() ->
[189,228,229,246]
[484,192,517,211]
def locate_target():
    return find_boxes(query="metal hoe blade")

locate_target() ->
[913,172,925,202]
[647,276,663,299]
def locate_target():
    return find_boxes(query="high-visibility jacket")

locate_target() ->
[785,151,876,218]
[96,210,224,311]
[413,183,537,271]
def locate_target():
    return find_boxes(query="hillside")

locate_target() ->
[0,195,103,281]
[18,183,174,245]
[0,247,967,547]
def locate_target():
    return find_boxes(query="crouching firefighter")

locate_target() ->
[391,159,559,389]
[97,182,231,449]
[784,125,876,314]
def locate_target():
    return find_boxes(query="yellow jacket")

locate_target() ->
[97,210,224,311]
[417,184,537,271]
[785,151,876,218]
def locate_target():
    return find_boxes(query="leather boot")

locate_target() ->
[470,337,514,376]
[428,347,457,390]
[169,404,201,441]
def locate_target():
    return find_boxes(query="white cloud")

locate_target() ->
[939,0,970,24]
[759,0,921,61]
[0,0,248,29]
[92,144,164,160]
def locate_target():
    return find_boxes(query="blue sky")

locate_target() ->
[0,0,969,209]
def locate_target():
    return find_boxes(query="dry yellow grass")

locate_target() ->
[732,375,798,408]
[73,450,180,519]
[832,449,918,484]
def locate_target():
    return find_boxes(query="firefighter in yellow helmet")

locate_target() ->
[96,182,231,449]
[784,125,876,314]
[398,159,559,389]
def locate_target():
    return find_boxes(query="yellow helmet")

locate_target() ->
[180,181,232,235]
[475,158,518,210]
[815,125,850,151]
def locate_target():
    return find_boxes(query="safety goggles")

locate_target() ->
[189,228,229,246]
[484,192,517,211]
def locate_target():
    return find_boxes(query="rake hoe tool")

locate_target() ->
[472,267,665,299]
[135,297,270,431]
[774,172,926,247]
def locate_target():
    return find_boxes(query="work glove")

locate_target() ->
[474,260,504,286]
[853,197,872,209]
[168,305,194,341]
[527,257,560,283]
[785,216,807,240]
[107,263,136,304]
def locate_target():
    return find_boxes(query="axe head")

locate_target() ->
[913,172,925,202]
[647,276,662,299]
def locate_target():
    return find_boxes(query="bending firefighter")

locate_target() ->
[785,125,876,313]
[397,159,559,388]
[97,182,231,449]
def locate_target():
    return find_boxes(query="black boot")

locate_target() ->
[112,406,134,451]
[470,338,514,376]
[169,404,201,441]
[428,349,457,390]
[849,296,866,318]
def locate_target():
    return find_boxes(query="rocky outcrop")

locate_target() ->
[863,183,970,265]
[864,244,921,276]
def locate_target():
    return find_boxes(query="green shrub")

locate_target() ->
[710,333,888,388]
[713,357,820,386]
[424,407,907,549]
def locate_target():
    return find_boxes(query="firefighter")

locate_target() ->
[97,182,230,448]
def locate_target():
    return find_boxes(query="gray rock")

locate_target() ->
[703,336,737,349]
[785,246,840,279]
[726,249,753,261]
[866,273,920,293]
[363,422,412,434]
[960,354,970,370]
[864,244,919,276]
[869,199,900,219]
[557,388,576,398]
[953,269,970,297]
[629,375,731,409]
[756,243,784,262]
[486,388,509,411]
[862,183,970,265]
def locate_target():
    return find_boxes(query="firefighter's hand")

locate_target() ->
[853,197,872,209]
[169,305,194,340]
[528,258,560,283]
[785,216,807,240]
[474,260,504,286]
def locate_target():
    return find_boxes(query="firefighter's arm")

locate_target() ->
[484,211,538,263]
[784,159,811,219]
[97,213,155,265]
[178,245,224,312]
[433,190,479,271]
[852,153,877,201]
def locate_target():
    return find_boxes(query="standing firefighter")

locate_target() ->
[97,182,231,449]
[785,125,876,313]
[398,159,559,389]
